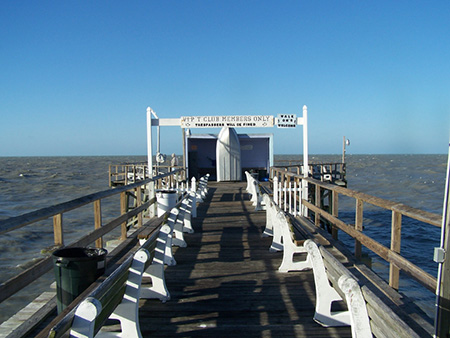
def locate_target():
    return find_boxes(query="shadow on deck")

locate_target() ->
[137,182,351,337]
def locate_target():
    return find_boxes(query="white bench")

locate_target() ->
[262,193,373,336]
[304,239,373,336]
[66,248,151,338]
[47,178,210,337]
[245,171,263,210]
[139,222,174,302]
[194,174,209,203]
[276,211,311,273]
[262,194,283,252]
[179,192,195,234]
[262,194,308,271]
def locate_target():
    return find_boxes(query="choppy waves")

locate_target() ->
[0,154,447,322]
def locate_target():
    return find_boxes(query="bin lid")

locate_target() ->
[156,189,177,193]
[53,247,107,260]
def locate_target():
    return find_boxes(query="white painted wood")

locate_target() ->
[338,275,372,338]
[71,249,150,338]
[262,194,274,237]
[304,240,351,327]
[70,297,102,338]
[265,195,283,252]
[277,212,311,273]
[164,209,178,265]
[97,249,150,338]
[140,225,172,302]
[171,207,187,248]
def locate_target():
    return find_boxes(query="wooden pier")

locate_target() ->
[1,169,438,337]
[132,182,351,337]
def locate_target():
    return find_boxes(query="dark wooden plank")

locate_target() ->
[135,182,352,338]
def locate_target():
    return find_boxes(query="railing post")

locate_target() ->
[120,191,128,240]
[332,190,339,240]
[293,181,297,216]
[315,184,321,227]
[298,178,304,216]
[53,213,63,246]
[288,180,292,214]
[94,200,103,248]
[390,210,402,290]
[273,176,278,206]
[148,181,157,218]
[355,199,364,259]
[137,187,143,228]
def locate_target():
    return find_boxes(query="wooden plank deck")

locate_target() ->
[136,182,352,337]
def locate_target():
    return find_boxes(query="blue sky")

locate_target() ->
[1,1,449,156]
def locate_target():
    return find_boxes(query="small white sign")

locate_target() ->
[276,114,297,128]
[181,115,274,128]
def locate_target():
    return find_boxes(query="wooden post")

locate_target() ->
[94,200,103,248]
[332,190,339,240]
[355,199,363,259]
[53,214,63,246]
[120,191,128,240]
[315,184,321,227]
[137,187,143,228]
[389,210,402,290]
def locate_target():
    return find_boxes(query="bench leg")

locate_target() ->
[139,233,171,302]
[262,197,274,237]
[277,213,311,272]
[70,297,102,338]
[182,208,194,233]
[165,231,177,266]
[305,240,351,327]
[269,210,283,252]
[140,262,170,302]
[97,249,150,338]
[338,276,372,337]
[164,213,178,266]
[183,212,194,233]
[172,218,187,248]
[278,245,311,273]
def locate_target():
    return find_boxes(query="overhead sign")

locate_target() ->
[181,115,274,128]
[276,114,297,128]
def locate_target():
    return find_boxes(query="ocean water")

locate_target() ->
[0,154,447,323]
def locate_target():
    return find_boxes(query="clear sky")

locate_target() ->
[1,1,449,156]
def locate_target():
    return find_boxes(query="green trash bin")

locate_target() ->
[52,247,107,313]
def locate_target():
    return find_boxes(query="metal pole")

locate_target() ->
[435,137,450,338]
[302,105,309,217]
[342,136,346,164]
[146,107,156,218]
[146,107,153,178]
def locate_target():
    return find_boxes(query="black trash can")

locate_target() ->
[52,247,107,313]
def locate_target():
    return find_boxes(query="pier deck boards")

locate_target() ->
[135,182,351,337]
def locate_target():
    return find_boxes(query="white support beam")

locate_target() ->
[302,105,309,217]
[146,107,153,177]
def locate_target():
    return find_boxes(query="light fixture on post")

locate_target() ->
[342,136,350,164]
